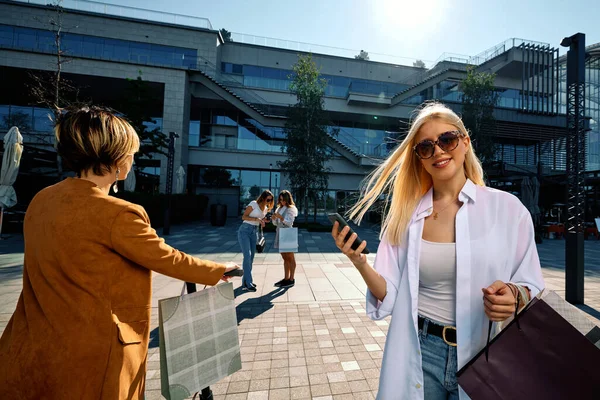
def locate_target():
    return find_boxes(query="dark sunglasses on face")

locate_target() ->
[413,130,464,160]
[266,197,273,202]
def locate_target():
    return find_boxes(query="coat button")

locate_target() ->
[416,384,422,389]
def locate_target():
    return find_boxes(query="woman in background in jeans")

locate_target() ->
[272,190,298,288]
[238,190,274,292]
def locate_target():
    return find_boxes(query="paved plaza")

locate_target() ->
[1,220,600,399]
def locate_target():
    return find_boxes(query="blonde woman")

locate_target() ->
[272,190,298,288]
[331,103,544,400]
[238,190,274,292]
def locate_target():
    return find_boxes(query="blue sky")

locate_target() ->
[103,0,598,63]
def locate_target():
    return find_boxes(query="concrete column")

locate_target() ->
[159,72,190,193]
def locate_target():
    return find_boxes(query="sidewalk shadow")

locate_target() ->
[234,287,289,325]
[148,287,290,349]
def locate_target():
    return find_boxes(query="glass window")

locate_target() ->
[189,120,200,147]
[243,65,261,77]
[0,105,11,130]
[62,33,83,56]
[240,170,261,188]
[130,42,151,63]
[14,27,36,50]
[33,108,54,132]
[0,25,13,47]
[37,30,54,53]
[232,64,243,74]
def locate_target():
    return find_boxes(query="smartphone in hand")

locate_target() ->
[328,213,370,254]
[223,268,244,277]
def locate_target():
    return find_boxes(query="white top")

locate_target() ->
[243,200,267,226]
[271,205,298,228]
[418,239,456,325]
[366,179,545,400]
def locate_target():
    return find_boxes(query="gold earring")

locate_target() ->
[113,168,120,193]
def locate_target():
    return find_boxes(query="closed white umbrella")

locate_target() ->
[124,169,136,192]
[175,166,185,194]
[0,127,24,238]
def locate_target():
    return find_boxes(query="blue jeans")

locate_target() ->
[419,316,459,400]
[237,223,257,287]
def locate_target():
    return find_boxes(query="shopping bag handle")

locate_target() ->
[485,294,520,362]
[181,282,209,297]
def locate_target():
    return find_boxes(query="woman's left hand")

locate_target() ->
[482,281,516,321]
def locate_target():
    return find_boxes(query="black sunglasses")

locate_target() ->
[413,130,464,160]
[266,197,273,202]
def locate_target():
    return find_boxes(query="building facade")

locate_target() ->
[1,0,599,217]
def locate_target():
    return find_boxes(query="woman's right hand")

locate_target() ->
[221,262,241,282]
[331,222,367,267]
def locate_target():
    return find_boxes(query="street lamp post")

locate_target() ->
[561,33,587,304]
[269,163,272,192]
[163,131,179,236]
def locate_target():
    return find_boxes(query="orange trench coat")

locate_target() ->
[0,178,226,399]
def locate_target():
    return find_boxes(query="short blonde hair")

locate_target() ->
[349,102,485,245]
[55,106,140,176]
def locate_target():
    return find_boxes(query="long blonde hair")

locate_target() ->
[349,102,485,245]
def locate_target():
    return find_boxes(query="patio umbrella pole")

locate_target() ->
[0,206,4,240]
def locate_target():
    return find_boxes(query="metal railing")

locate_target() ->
[12,0,213,30]
[229,32,434,68]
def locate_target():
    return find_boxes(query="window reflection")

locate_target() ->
[0,24,197,69]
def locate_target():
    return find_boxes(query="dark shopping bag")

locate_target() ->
[457,294,600,399]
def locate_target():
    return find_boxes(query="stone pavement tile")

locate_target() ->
[228,381,250,394]
[249,379,270,392]
[290,385,311,399]
[330,382,352,395]
[333,395,354,400]
[225,394,248,400]
[311,384,332,397]
[352,392,375,400]
[269,388,291,400]
[327,371,347,383]
[270,377,290,389]
[247,391,269,400]
[309,373,329,385]
[213,383,230,395]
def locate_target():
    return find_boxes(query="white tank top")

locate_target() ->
[418,239,456,325]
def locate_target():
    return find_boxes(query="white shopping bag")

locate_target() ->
[278,227,298,253]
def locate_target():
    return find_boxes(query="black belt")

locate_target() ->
[418,316,457,346]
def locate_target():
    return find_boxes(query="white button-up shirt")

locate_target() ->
[366,179,545,400]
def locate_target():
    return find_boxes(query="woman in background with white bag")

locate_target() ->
[272,190,298,288]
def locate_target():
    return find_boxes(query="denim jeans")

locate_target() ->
[237,223,257,287]
[419,316,459,400]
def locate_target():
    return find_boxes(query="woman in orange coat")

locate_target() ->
[0,106,239,399]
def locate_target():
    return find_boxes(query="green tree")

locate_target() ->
[460,66,499,164]
[119,72,169,167]
[279,54,334,223]
[220,28,233,42]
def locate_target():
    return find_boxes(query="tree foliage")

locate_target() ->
[119,73,169,166]
[413,59,426,68]
[354,50,369,61]
[220,29,233,42]
[460,67,499,164]
[278,54,333,222]
[202,167,234,187]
